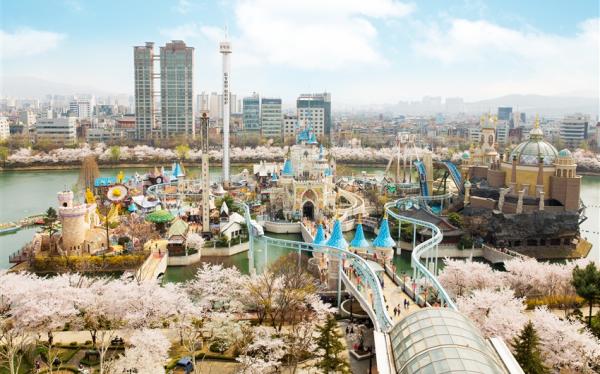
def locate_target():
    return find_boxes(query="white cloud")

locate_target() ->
[412,18,599,97]
[229,0,414,69]
[0,28,66,58]
[175,0,191,14]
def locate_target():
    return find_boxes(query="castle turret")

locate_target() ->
[350,216,371,256]
[58,190,96,253]
[313,224,327,245]
[373,214,395,265]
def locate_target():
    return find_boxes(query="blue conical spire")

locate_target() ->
[373,216,395,248]
[282,159,293,176]
[271,172,279,182]
[313,224,327,245]
[326,219,348,250]
[350,223,371,248]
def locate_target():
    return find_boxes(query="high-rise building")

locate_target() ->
[496,121,509,145]
[160,40,194,138]
[260,98,283,140]
[69,99,91,119]
[297,92,331,139]
[497,107,512,121]
[35,117,77,145]
[283,114,298,140]
[209,92,220,120]
[243,93,261,132]
[19,110,36,129]
[560,114,589,148]
[134,42,156,140]
[0,117,10,141]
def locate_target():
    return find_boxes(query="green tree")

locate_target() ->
[175,144,190,160]
[511,321,548,374]
[43,207,59,238]
[572,262,600,327]
[0,145,9,166]
[315,316,350,374]
[109,145,121,163]
[447,212,463,228]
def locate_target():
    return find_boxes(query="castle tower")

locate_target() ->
[480,115,498,165]
[373,213,395,266]
[549,148,581,211]
[350,215,371,256]
[58,190,91,253]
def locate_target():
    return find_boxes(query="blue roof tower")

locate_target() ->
[313,224,327,245]
[282,159,293,176]
[326,218,348,250]
[373,214,396,248]
[350,218,371,248]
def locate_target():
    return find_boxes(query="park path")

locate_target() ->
[380,272,420,323]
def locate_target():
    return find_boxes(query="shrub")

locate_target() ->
[526,294,583,310]
[209,339,229,354]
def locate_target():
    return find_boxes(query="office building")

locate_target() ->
[0,117,9,140]
[283,114,298,139]
[560,114,589,147]
[160,40,194,138]
[209,92,220,120]
[468,127,481,144]
[297,92,331,139]
[69,99,91,119]
[496,121,509,146]
[260,98,283,140]
[19,110,36,129]
[134,42,156,140]
[35,117,77,145]
[243,93,261,132]
[497,107,512,121]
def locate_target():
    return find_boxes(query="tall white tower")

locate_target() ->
[220,37,232,187]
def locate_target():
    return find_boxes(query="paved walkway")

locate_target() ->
[380,273,420,323]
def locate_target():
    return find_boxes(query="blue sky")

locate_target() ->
[1,0,598,105]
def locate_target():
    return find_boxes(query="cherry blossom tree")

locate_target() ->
[187,263,248,312]
[532,307,600,372]
[456,288,527,342]
[111,329,171,374]
[438,258,504,298]
[236,326,285,374]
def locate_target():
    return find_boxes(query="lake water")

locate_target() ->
[1,165,598,278]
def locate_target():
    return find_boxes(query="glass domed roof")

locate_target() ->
[509,126,558,166]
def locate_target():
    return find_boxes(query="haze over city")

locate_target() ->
[1,0,599,109]
[1,1,600,374]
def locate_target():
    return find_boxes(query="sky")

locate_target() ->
[1,0,599,105]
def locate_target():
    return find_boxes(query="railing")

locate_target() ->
[237,201,394,332]
[414,160,429,197]
[442,160,464,193]
[385,199,457,310]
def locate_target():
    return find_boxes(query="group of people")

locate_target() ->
[391,299,411,317]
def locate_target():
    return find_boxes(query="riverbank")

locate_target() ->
[0,159,391,171]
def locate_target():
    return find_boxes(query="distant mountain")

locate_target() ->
[465,94,599,117]
[0,76,126,98]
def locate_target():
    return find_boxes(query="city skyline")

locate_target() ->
[1,0,598,106]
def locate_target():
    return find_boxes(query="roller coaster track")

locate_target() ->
[147,179,457,370]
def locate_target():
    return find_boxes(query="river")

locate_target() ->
[1,166,598,279]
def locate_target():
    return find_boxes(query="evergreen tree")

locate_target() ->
[511,321,548,374]
[43,207,59,238]
[572,262,600,327]
[315,316,350,374]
